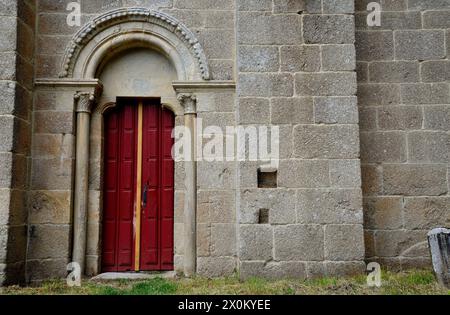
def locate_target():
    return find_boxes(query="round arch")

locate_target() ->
[60,7,210,81]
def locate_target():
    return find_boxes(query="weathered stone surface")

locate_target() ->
[369,61,419,83]
[408,0,450,10]
[364,230,376,258]
[31,158,73,190]
[271,97,313,124]
[174,223,184,255]
[423,10,450,28]
[28,191,71,224]
[237,0,272,11]
[322,0,354,13]
[357,11,422,31]
[274,225,324,261]
[356,62,368,82]
[32,134,74,158]
[329,159,362,188]
[196,92,236,113]
[239,73,293,97]
[210,224,236,257]
[404,198,450,230]
[356,31,394,61]
[305,262,326,279]
[198,190,235,224]
[374,230,427,257]
[278,160,329,189]
[197,162,235,190]
[322,45,356,71]
[239,225,273,261]
[324,225,365,261]
[401,83,450,105]
[361,165,383,196]
[395,30,445,60]
[363,197,404,230]
[27,225,70,260]
[357,84,401,106]
[359,107,377,131]
[0,189,26,226]
[197,257,236,278]
[408,131,450,163]
[383,164,448,196]
[238,98,270,124]
[421,61,450,82]
[360,131,406,163]
[297,189,363,224]
[197,223,210,257]
[424,106,450,131]
[314,96,358,124]
[294,125,360,159]
[280,45,320,72]
[325,261,366,277]
[238,12,302,45]
[296,72,357,96]
[378,106,423,130]
[209,60,234,81]
[238,46,279,72]
[34,111,74,134]
[273,0,306,13]
[303,15,354,44]
[240,189,296,224]
[198,29,235,60]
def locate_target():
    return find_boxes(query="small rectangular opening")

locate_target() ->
[258,209,269,224]
[258,169,277,188]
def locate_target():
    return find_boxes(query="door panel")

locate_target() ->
[140,103,175,271]
[102,103,138,272]
[102,99,174,272]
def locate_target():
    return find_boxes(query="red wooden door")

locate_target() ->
[102,99,174,272]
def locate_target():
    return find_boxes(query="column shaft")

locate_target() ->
[184,113,197,277]
[72,112,91,274]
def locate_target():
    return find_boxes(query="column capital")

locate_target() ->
[177,93,197,115]
[74,92,96,114]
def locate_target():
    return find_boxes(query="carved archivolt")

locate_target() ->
[60,7,210,80]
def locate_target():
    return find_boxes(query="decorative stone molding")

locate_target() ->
[177,93,197,115]
[60,7,210,80]
[74,92,96,114]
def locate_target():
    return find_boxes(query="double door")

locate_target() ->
[102,98,175,272]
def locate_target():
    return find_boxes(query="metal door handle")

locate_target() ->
[142,183,148,209]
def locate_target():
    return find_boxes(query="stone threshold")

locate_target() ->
[90,271,176,281]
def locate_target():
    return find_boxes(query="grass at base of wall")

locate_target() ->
[1,269,449,295]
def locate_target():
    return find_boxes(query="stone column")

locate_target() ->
[177,93,197,277]
[72,92,95,275]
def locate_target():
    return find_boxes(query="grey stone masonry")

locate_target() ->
[356,0,450,270]
[2,0,450,285]
[237,0,364,280]
[0,0,35,286]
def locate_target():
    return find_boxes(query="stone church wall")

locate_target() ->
[0,0,35,286]
[237,0,364,279]
[356,0,450,270]
[0,0,448,285]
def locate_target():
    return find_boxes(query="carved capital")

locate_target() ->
[74,92,96,114]
[177,93,197,115]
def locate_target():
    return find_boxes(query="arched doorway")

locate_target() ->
[39,8,234,278]
[102,98,175,272]
[97,47,178,273]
